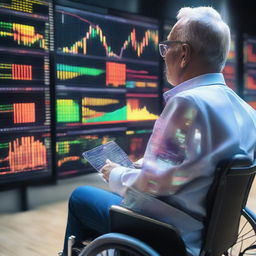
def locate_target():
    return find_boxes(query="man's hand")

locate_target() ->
[133,158,143,169]
[100,159,120,182]
[133,161,142,169]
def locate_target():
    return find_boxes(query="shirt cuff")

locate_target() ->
[109,166,128,195]
[109,166,141,196]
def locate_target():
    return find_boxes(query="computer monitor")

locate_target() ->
[0,0,53,188]
[244,35,256,94]
[54,3,159,178]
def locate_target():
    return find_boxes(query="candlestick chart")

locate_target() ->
[56,7,158,61]
[55,5,159,95]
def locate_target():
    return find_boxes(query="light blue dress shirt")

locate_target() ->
[108,73,256,256]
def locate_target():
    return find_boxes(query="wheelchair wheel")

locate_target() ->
[78,233,160,256]
[225,207,256,256]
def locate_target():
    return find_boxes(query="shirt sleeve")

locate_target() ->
[131,96,202,195]
[109,96,202,197]
[109,166,141,196]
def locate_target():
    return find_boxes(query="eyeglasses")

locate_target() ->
[159,40,189,58]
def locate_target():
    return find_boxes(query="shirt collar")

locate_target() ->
[163,73,226,103]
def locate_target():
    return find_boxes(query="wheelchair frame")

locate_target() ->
[68,155,256,256]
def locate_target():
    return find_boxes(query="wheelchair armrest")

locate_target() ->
[231,154,253,167]
[215,154,255,176]
[228,155,256,176]
[110,205,187,256]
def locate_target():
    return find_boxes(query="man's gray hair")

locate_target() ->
[173,7,230,71]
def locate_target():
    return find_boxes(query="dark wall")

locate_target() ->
[154,0,221,20]
[154,0,256,36]
[57,0,256,37]
[56,0,142,15]
[61,0,232,28]
[229,0,256,35]
[63,0,222,19]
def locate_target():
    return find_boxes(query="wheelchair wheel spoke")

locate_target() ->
[237,234,256,244]
[238,221,249,237]
[237,229,254,241]
[225,210,256,256]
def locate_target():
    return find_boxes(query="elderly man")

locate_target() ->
[62,6,256,256]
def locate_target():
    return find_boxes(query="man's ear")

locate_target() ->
[180,44,191,68]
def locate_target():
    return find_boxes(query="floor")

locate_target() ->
[0,179,255,256]
[0,200,67,256]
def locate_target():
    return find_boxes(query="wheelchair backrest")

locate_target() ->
[200,154,256,256]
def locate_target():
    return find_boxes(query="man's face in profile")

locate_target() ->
[164,24,181,86]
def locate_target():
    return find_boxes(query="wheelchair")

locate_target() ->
[69,154,256,256]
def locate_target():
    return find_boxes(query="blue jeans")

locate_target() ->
[63,186,122,254]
